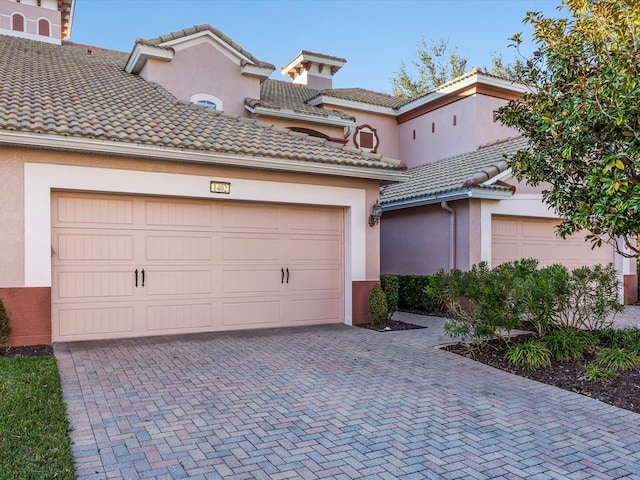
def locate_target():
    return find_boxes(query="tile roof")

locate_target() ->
[137,24,275,70]
[248,80,355,121]
[0,35,404,173]
[381,137,528,205]
[297,50,347,64]
[318,88,406,109]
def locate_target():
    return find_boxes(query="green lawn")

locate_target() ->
[0,356,74,479]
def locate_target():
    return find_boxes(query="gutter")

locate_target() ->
[381,187,513,211]
[441,201,456,271]
[0,131,408,182]
[245,105,356,127]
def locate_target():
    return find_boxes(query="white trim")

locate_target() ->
[280,52,345,77]
[382,188,513,211]
[125,43,174,74]
[0,131,406,182]
[240,64,274,79]
[190,93,224,111]
[24,163,371,326]
[398,73,530,115]
[482,167,512,185]
[307,96,398,116]
[246,105,356,127]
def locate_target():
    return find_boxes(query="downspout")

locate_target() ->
[441,201,456,271]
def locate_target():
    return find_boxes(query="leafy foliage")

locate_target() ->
[596,347,639,370]
[380,275,399,320]
[0,298,11,346]
[594,327,640,351]
[368,283,388,329]
[433,260,622,344]
[397,275,443,313]
[506,341,552,370]
[390,39,524,98]
[497,0,640,257]
[541,329,592,361]
[579,364,618,382]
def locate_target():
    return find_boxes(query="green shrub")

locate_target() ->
[0,298,11,346]
[380,275,399,320]
[521,264,569,337]
[368,283,388,329]
[596,347,639,371]
[397,275,442,313]
[505,341,551,370]
[580,364,618,382]
[541,329,591,361]
[556,264,623,331]
[594,327,640,350]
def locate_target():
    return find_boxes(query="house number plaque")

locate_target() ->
[210,181,231,194]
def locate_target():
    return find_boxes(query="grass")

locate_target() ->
[0,356,74,479]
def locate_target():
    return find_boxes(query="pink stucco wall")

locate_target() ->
[140,40,261,117]
[476,95,521,146]
[0,1,61,39]
[398,96,479,168]
[397,94,520,169]
[380,200,477,275]
[336,107,399,160]
[0,154,25,286]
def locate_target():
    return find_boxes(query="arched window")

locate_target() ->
[190,93,224,111]
[12,13,25,32]
[38,18,51,37]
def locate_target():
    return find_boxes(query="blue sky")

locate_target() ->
[71,0,564,93]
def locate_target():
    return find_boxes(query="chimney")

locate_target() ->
[280,51,346,90]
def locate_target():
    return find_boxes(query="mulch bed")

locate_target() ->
[444,335,640,414]
[356,319,427,332]
[1,344,53,359]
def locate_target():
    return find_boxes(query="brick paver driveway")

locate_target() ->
[55,315,640,479]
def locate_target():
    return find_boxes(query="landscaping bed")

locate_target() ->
[444,335,640,414]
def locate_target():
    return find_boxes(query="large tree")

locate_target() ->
[391,39,525,98]
[391,39,468,98]
[497,0,640,257]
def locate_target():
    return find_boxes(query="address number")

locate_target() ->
[210,181,231,194]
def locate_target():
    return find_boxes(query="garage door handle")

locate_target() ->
[141,269,145,287]
[281,268,284,284]
[286,268,289,284]
[135,269,138,287]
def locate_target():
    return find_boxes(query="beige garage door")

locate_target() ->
[492,216,614,269]
[51,192,344,342]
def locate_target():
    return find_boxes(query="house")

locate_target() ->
[1,0,634,346]
[378,71,636,306]
[0,0,406,346]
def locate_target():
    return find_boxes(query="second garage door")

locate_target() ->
[492,215,614,269]
[51,192,344,342]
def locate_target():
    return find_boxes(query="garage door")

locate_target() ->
[51,192,344,342]
[492,216,613,269]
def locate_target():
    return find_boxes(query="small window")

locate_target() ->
[196,100,217,110]
[190,94,224,111]
[38,18,50,37]
[12,13,25,32]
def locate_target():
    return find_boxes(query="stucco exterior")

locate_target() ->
[139,39,262,117]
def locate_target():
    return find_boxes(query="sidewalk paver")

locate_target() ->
[55,313,640,479]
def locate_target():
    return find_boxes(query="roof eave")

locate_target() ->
[0,130,406,182]
[307,96,398,116]
[382,187,513,211]
[246,105,356,127]
[241,64,275,80]
[125,44,174,74]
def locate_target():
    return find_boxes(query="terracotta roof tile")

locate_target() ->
[381,137,528,204]
[248,80,355,121]
[318,88,405,109]
[0,35,402,173]
[138,24,275,70]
